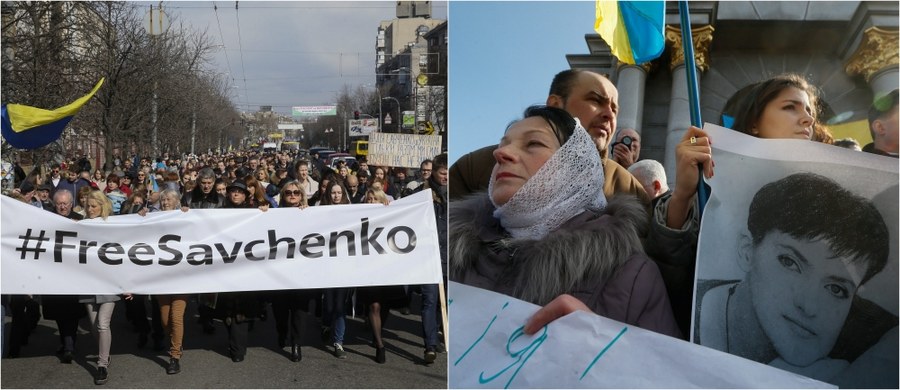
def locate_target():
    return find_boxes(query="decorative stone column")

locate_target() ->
[662,25,714,188]
[614,62,651,135]
[845,26,899,97]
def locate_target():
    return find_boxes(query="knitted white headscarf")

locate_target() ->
[489,118,607,240]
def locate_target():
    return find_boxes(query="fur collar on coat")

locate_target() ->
[449,192,649,306]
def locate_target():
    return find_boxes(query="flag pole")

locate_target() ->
[677,0,709,219]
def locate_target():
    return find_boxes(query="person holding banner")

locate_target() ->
[450,105,681,338]
[215,179,266,363]
[40,190,86,364]
[647,73,824,336]
[320,181,353,359]
[181,168,225,335]
[77,190,130,385]
[143,188,190,375]
[416,153,449,363]
[270,181,316,362]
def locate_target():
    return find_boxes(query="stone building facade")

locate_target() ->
[567,1,898,185]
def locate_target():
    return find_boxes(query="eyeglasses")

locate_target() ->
[284,190,302,196]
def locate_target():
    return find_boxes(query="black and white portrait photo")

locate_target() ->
[692,124,898,388]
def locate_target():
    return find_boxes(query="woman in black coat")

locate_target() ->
[216,179,266,362]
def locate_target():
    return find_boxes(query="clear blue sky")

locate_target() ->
[448,1,597,165]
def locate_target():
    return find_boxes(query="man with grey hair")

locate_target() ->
[179,167,224,335]
[39,189,83,364]
[628,159,669,207]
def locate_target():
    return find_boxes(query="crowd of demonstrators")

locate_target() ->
[449,70,894,343]
[2,146,448,385]
[449,69,895,386]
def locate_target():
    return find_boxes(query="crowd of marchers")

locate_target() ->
[2,147,448,386]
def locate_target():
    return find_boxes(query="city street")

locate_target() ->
[1,296,446,388]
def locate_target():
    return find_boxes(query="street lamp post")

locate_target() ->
[324,127,334,150]
[381,97,400,133]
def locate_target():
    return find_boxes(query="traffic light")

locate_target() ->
[354,110,360,120]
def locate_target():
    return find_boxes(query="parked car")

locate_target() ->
[327,153,356,170]
[308,146,331,159]
[317,150,337,164]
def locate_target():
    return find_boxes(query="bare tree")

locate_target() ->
[1,1,240,169]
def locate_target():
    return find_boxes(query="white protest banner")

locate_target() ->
[693,124,898,388]
[449,282,831,388]
[368,132,442,168]
[1,191,441,295]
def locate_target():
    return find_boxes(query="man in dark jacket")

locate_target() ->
[181,168,225,209]
[40,189,86,363]
[180,167,224,335]
[413,153,448,364]
[217,179,263,362]
[53,166,90,208]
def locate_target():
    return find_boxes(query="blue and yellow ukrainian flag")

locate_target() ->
[595,1,666,65]
[1,78,104,150]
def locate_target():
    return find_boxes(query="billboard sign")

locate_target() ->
[291,106,337,117]
[349,118,379,137]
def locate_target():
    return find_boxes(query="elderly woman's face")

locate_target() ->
[282,184,303,206]
[160,194,179,211]
[490,116,560,206]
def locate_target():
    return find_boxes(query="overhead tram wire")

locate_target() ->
[235,1,251,113]
[212,2,237,92]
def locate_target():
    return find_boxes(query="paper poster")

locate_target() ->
[692,124,899,388]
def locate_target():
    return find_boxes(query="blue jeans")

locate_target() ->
[420,284,439,348]
[324,288,348,345]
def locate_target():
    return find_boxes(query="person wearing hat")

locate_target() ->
[214,179,266,363]
[36,182,54,210]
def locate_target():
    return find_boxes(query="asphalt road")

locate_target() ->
[1,295,447,388]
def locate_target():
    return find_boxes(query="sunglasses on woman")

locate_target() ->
[284,190,302,196]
